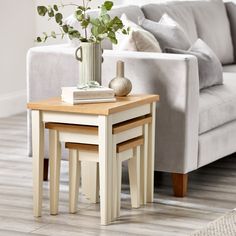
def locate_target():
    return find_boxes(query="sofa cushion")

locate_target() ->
[166,39,223,90]
[66,5,145,49]
[199,73,236,134]
[142,0,234,65]
[113,14,162,52]
[140,14,191,51]
[225,2,236,61]
[141,3,198,44]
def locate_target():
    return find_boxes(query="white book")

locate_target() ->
[62,96,116,105]
[61,87,115,100]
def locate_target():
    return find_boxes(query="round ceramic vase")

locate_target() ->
[109,61,132,96]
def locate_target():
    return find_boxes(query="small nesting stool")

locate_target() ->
[65,136,144,219]
[45,115,152,222]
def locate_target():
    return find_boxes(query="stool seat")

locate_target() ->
[65,136,144,154]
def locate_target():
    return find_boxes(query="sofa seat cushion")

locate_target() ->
[199,72,236,134]
[142,0,234,65]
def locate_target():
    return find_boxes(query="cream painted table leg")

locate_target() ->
[98,115,113,225]
[128,146,141,208]
[140,124,148,205]
[69,149,80,213]
[147,102,156,203]
[49,129,61,215]
[32,110,44,217]
[81,162,99,203]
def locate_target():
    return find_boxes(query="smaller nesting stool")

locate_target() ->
[65,136,144,219]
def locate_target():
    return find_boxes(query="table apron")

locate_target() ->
[42,112,98,126]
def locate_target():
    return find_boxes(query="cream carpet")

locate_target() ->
[192,210,236,236]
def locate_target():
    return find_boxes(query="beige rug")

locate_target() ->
[192,210,236,236]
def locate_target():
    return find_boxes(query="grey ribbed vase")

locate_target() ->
[109,61,132,96]
[75,42,103,88]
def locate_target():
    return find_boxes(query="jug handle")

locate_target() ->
[75,46,82,61]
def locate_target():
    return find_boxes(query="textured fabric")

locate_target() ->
[113,14,162,53]
[140,14,191,51]
[65,5,144,49]
[191,210,236,236]
[141,2,197,43]
[226,2,236,61]
[102,50,199,173]
[223,64,236,73]
[198,119,236,168]
[166,39,223,90]
[199,73,236,134]
[27,45,78,159]
[142,0,234,65]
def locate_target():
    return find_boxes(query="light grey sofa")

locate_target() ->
[27,0,236,196]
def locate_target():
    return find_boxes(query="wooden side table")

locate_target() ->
[27,95,159,225]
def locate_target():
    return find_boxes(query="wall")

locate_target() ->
[0,0,124,117]
[0,0,35,117]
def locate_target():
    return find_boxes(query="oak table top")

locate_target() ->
[27,95,159,116]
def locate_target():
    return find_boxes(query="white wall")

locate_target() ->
[0,0,35,117]
[0,0,124,117]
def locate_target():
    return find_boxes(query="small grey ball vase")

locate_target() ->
[109,61,132,97]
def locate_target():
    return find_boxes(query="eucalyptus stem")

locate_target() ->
[61,3,80,7]
[82,0,88,40]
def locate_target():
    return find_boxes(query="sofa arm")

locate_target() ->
[27,44,77,157]
[102,50,199,173]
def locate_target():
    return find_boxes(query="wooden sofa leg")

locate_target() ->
[172,173,188,197]
[43,159,49,181]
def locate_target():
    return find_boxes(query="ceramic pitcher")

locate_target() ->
[75,42,103,88]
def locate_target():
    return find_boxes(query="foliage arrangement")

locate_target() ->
[36,0,129,44]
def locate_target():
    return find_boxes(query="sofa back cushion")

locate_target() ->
[225,2,236,61]
[66,5,144,49]
[142,0,234,65]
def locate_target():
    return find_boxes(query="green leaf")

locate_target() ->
[90,18,100,26]
[109,36,117,44]
[36,37,42,42]
[51,31,56,38]
[37,6,48,16]
[48,9,54,17]
[62,25,69,33]
[97,25,106,34]
[100,5,107,16]
[108,31,115,38]
[101,14,110,24]
[78,6,86,11]
[91,26,98,36]
[81,19,89,28]
[74,9,83,20]
[103,1,113,11]
[55,13,63,24]
[53,5,58,11]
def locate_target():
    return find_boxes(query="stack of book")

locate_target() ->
[61,86,116,104]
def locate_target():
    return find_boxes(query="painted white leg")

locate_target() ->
[98,115,113,225]
[69,149,80,213]
[147,102,156,203]
[32,110,44,217]
[49,129,61,215]
[112,136,117,220]
[81,162,99,203]
[128,146,141,208]
[116,160,122,218]
[140,124,148,205]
